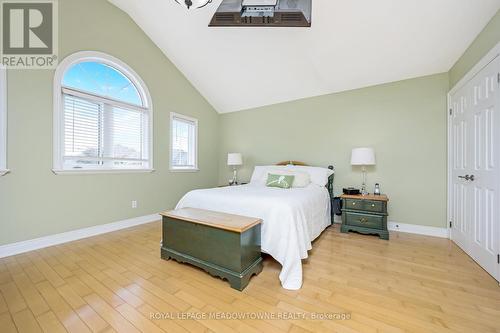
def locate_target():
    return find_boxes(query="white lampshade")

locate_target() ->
[351,148,376,166]
[227,153,243,166]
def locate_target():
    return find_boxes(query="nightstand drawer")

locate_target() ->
[345,212,384,229]
[362,200,385,213]
[344,199,385,214]
[344,199,362,210]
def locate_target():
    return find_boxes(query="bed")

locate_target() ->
[175,162,335,290]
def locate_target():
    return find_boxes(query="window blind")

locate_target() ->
[63,94,101,165]
[171,116,196,168]
[63,93,149,169]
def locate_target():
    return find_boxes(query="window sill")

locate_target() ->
[0,169,10,176]
[169,168,199,173]
[52,168,155,175]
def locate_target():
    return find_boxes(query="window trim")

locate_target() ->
[53,51,154,175]
[169,112,199,172]
[0,65,8,176]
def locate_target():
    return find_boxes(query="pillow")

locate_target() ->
[269,169,310,188]
[266,174,295,189]
[249,166,287,185]
[285,165,334,187]
[249,166,311,187]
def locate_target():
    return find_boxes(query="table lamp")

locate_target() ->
[227,153,243,185]
[351,148,376,195]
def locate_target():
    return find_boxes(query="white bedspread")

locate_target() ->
[175,184,331,290]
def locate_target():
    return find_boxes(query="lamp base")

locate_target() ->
[231,167,238,185]
[361,167,368,195]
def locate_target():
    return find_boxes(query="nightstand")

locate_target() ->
[340,194,389,240]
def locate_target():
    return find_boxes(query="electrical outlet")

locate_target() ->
[131,200,138,209]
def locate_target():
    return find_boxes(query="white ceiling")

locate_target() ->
[109,0,500,113]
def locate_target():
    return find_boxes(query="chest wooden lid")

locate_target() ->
[340,194,389,202]
[161,208,262,233]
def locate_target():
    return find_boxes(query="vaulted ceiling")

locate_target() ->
[109,0,500,113]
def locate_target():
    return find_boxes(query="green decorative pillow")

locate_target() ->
[266,173,295,189]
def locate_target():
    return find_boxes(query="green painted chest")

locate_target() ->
[160,208,263,291]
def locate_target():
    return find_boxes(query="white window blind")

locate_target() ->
[63,93,150,170]
[170,113,197,170]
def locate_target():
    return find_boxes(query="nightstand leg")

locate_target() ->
[379,231,389,240]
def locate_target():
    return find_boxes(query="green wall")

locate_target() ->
[449,9,500,87]
[0,0,219,245]
[218,73,449,228]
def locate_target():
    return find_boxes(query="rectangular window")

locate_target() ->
[170,112,198,171]
[61,91,151,171]
[0,66,7,176]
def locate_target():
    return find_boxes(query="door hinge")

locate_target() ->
[498,72,500,84]
[449,221,452,228]
[497,254,499,264]
[449,108,452,116]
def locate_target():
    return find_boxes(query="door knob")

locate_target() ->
[458,175,475,181]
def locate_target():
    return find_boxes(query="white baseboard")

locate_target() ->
[387,221,449,238]
[0,215,449,259]
[0,213,161,259]
[333,216,449,238]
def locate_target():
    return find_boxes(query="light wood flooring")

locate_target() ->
[1,222,499,333]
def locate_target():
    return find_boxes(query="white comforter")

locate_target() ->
[175,184,331,290]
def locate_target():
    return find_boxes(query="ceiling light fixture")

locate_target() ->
[174,0,212,9]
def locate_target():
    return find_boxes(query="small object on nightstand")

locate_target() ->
[340,194,389,240]
[343,187,360,195]
[374,183,381,195]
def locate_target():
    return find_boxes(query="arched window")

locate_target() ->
[53,52,153,173]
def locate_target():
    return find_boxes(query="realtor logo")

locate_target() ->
[0,0,58,68]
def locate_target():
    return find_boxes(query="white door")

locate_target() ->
[450,78,471,251]
[450,56,500,282]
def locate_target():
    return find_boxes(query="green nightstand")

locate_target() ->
[340,194,389,240]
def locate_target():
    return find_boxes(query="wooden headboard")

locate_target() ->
[276,161,309,166]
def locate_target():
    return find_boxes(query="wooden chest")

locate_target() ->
[340,194,389,240]
[160,208,263,291]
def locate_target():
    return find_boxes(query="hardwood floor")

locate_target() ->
[1,222,499,333]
